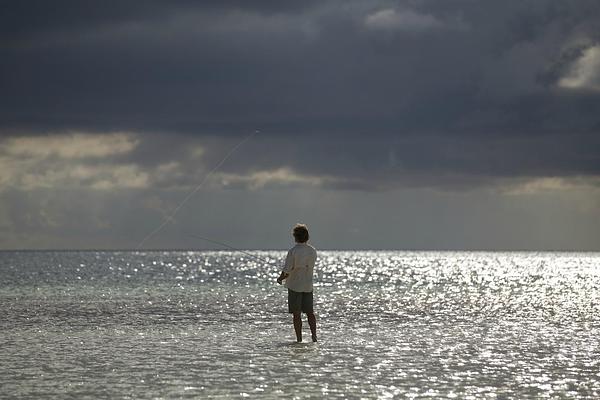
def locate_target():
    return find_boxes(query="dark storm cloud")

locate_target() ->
[2,0,600,187]
[0,1,319,42]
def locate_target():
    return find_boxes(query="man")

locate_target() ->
[277,223,318,342]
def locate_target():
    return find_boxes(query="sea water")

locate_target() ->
[1,250,599,398]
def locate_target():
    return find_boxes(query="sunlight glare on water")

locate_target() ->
[1,251,600,398]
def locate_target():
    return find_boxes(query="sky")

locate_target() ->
[1,0,599,250]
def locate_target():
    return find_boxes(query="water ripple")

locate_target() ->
[1,250,600,398]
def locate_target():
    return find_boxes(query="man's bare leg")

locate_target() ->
[293,312,302,342]
[307,312,317,342]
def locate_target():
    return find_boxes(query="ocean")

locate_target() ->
[1,250,599,398]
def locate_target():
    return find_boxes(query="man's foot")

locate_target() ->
[312,335,317,342]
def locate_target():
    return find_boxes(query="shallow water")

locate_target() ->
[1,250,600,398]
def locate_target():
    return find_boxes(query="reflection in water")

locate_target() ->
[1,251,599,398]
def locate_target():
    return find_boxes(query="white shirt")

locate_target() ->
[282,242,317,292]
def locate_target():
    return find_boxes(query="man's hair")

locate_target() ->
[292,223,309,243]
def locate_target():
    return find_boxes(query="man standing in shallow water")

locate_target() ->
[277,224,318,342]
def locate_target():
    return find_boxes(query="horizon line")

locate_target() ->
[0,248,598,253]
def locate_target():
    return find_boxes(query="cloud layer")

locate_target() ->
[1,1,600,249]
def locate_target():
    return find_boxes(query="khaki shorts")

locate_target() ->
[288,289,314,314]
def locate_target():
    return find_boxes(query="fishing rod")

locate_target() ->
[187,233,280,266]
[187,233,322,271]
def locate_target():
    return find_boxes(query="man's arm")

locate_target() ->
[277,248,294,284]
[277,271,288,285]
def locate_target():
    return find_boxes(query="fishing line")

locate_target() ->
[136,130,260,249]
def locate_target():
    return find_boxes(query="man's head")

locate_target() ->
[292,223,309,243]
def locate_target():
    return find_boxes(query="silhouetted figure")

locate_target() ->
[277,224,318,342]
